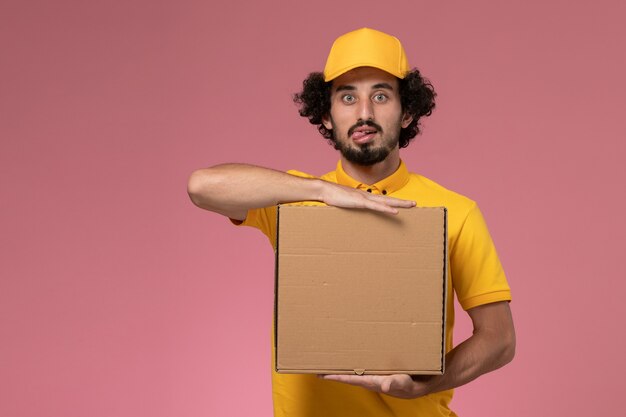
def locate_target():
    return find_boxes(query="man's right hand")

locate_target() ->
[319,181,415,214]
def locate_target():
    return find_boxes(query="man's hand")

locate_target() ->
[320,302,515,400]
[320,374,436,399]
[319,181,415,214]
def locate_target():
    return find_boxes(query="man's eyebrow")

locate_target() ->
[372,82,394,90]
[334,85,356,92]
[334,83,395,93]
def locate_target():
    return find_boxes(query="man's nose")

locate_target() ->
[357,99,374,121]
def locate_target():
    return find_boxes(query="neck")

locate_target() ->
[340,149,400,185]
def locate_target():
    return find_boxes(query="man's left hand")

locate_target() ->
[320,302,515,400]
[320,374,436,399]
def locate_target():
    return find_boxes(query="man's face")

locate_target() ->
[322,67,413,166]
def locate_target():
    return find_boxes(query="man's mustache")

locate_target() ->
[347,120,383,137]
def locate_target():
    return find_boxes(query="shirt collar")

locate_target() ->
[335,159,410,194]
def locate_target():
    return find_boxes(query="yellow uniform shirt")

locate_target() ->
[238,160,511,417]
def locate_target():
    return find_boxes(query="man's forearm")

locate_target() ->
[187,163,323,220]
[422,303,516,396]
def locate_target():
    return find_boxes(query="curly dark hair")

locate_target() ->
[293,69,436,148]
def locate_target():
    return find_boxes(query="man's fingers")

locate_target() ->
[389,199,417,207]
[364,200,399,214]
[321,374,347,382]
[362,194,416,214]
[366,193,416,207]
[322,374,386,392]
[322,182,416,212]
[321,374,366,386]
[322,374,376,387]
[321,374,422,399]
[381,378,393,393]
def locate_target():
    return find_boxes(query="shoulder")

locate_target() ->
[401,172,483,239]
[406,172,476,212]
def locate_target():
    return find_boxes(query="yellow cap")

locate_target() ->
[323,28,410,82]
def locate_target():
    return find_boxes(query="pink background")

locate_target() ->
[2,0,625,416]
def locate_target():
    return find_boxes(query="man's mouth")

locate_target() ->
[349,122,381,144]
[352,129,377,143]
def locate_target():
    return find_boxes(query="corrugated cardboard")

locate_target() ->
[275,205,448,375]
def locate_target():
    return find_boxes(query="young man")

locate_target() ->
[188,28,515,417]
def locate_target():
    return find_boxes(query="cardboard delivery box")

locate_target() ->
[275,205,448,375]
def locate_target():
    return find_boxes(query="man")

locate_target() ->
[188,28,515,417]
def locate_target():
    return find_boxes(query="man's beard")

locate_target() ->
[330,119,400,166]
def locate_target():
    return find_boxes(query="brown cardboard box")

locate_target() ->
[275,205,447,375]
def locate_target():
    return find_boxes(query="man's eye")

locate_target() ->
[342,95,355,103]
[373,94,388,102]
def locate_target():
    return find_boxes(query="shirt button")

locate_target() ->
[382,190,387,195]
[367,189,372,193]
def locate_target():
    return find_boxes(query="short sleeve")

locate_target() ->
[229,169,319,248]
[232,206,278,248]
[451,203,512,310]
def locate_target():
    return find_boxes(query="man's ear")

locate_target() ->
[322,114,333,130]
[401,112,413,128]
